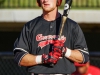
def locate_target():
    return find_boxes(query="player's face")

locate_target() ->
[40,0,57,12]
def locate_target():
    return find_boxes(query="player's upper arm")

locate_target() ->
[13,24,30,66]
[72,24,89,63]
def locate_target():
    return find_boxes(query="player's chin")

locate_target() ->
[43,8,55,12]
[42,5,55,11]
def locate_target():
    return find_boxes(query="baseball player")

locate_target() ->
[13,0,89,75]
[72,62,100,75]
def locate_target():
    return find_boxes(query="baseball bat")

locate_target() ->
[59,0,72,37]
[50,0,73,67]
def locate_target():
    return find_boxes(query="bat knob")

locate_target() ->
[50,63,54,67]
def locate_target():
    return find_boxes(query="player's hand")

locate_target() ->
[53,40,67,57]
[42,51,61,64]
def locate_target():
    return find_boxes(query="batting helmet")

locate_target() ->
[37,0,62,7]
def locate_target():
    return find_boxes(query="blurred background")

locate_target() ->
[0,0,100,75]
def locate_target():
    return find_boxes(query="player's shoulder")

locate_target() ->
[67,18,78,25]
[67,18,80,29]
[25,16,42,27]
[21,16,42,31]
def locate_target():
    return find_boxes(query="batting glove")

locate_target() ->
[42,51,61,64]
[53,40,67,57]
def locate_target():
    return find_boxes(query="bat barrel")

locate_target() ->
[63,0,72,16]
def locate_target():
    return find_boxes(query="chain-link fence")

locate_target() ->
[0,52,100,75]
[0,0,100,8]
[0,52,30,75]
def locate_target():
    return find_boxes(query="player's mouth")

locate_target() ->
[43,4,50,7]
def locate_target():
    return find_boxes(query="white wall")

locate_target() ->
[0,9,100,23]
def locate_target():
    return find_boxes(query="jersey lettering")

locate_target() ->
[36,34,66,49]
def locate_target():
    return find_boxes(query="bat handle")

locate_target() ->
[50,63,55,67]
[50,57,63,67]
[50,48,55,67]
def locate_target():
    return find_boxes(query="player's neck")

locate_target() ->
[42,8,60,21]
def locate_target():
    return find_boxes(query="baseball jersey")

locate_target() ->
[13,14,89,74]
[72,65,100,75]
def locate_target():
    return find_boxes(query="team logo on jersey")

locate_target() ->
[36,34,66,49]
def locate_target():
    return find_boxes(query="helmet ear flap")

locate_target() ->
[37,0,62,7]
[57,0,62,6]
[37,0,41,7]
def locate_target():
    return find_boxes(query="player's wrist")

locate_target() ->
[64,48,71,58]
[35,55,42,64]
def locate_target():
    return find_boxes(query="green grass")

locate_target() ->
[0,0,100,9]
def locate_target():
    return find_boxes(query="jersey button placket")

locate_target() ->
[50,25,53,29]
[50,22,53,31]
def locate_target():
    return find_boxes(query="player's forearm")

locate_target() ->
[65,49,83,63]
[20,54,42,66]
